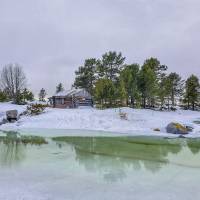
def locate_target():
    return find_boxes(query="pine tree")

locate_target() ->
[184,75,200,110]
[27,91,34,101]
[157,74,171,109]
[21,88,34,103]
[56,83,64,93]
[73,58,97,94]
[97,51,125,81]
[39,88,47,102]
[119,64,140,107]
[94,78,115,108]
[142,58,168,108]
[143,57,168,78]
[138,65,157,108]
[118,79,127,106]
[166,73,184,108]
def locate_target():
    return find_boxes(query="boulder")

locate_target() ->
[166,122,188,135]
[6,110,18,122]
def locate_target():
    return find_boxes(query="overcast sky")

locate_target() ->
[0,0,200,96]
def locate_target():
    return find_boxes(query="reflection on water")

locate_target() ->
[187,139,200,154]
[0,141,25,167]
[0,134,200,200]
[0,133,47,167]
[0,134,200,182]
[53,136,200,182]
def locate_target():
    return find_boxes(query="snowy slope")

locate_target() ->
[0,103,200,137]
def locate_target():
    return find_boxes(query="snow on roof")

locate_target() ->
[53,88,91,98]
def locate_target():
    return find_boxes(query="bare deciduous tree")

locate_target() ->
[0,63,27,103]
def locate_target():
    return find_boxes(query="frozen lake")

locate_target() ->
[0,133,200,200]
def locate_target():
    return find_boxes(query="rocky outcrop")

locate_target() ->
[166,122,188,135]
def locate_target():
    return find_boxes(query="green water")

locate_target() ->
[0,134,200,200]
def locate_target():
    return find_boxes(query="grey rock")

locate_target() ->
[166,122,188,135]
[6,110,18,122]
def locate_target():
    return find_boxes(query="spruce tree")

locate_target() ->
[56,83,64,93]
[39,88,47,102]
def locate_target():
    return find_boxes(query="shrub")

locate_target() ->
[27,104,46,115]
[0,90,8,102]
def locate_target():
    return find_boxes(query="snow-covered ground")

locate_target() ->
[0,102,200,137]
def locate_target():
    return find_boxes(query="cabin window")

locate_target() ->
[55,98,65,104]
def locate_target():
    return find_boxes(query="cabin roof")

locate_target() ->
[52,88,91,98]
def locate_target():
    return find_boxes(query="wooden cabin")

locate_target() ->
[49,89,93,108]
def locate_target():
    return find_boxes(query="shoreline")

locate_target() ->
[1,127,200,139]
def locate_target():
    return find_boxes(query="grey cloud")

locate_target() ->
[0,0,200,96]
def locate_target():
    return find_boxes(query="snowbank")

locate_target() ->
[0,103,200,137]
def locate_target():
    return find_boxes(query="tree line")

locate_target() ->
[73,51,200,110]
[0,54,199,111]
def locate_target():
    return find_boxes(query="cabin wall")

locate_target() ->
[76,97,93,107]
[50,94,93,109]
[52,97,75,108]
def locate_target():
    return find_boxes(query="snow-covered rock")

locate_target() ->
[6,110,18,121]
[0,102,26,122]
[166,122,188,134]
